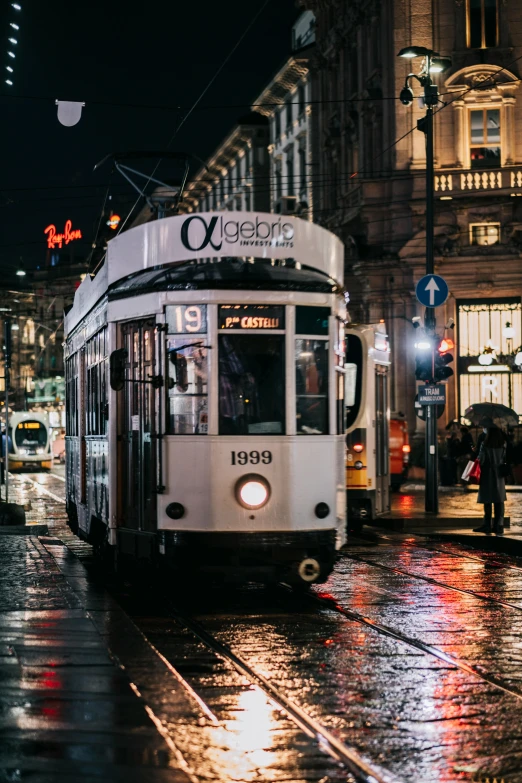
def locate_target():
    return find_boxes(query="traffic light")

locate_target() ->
[415,339,434,382]
[434,337,454,381]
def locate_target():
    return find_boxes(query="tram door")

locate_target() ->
[120,320,157,532]
[374,366,390,515]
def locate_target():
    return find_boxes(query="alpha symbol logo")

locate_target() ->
[180,214,295,253]
[180,216,222,251]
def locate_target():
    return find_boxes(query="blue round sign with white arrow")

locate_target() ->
[416,274,449,308]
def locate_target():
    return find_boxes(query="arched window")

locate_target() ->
[445,66,518,170]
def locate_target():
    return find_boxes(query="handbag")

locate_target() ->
[469,459,481,483]
[461,460,475,482]
[462,458,481,483]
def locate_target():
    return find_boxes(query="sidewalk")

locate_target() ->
[0,529,197,781]
[368,483,522,557]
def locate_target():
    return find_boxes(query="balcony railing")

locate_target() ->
[434,167,522,194]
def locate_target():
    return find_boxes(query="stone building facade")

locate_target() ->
[300,0,522,433]
[252,11,315,219]
[181,112,270,214]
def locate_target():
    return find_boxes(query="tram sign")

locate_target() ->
[418,384,446,406]
[166,305,207,334]
[415,393,445,420]
[219,304,284,330]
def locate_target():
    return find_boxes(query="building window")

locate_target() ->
[298,144,306,194]
[467,0,498,48]
[220,178,225,202]
[458,300,522,417]
[470,108,501,168]
[274,110,281,140]
[285,98,292,131]
[275,160,282,200]
[470,222,500,246]
[212,189,217,210]
[286,146,294,195]
[298,84,306,117]
[236,163,241,189]
[245,188,251,210]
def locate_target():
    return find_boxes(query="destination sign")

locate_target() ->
[219,305,284,330]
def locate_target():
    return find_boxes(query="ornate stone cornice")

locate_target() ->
[445,64,519,99]
[251,57,310,117]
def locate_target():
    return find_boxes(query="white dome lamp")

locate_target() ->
[503,321,516,340]
[515,350,522,367]
[478,346,494,365]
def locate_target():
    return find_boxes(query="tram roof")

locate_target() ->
[65,212,344,334]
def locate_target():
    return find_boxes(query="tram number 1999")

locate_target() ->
[231,451,272,465]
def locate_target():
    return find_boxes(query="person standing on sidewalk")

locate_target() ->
[473,425,507,535]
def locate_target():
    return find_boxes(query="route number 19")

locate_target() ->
[167,305,207,334]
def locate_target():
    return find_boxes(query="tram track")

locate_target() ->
[356,529,522,572]
[304,587,522,704]
[342,551,522,612]
[168,604,401,783]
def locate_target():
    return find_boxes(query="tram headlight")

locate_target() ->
[354,460,363,470]
[235,474,271,510]
[353,443,364,453]
[36,448,44,455]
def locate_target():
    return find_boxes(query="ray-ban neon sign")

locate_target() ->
[44,220,82,249]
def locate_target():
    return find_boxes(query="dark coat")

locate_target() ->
[477,446,506,504]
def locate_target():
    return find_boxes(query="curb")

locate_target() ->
[0,524,49,535]
[368,517,511,532]
[424,530,522,557]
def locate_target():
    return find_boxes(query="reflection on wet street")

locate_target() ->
[4,470,522,781]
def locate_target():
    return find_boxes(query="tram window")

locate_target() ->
[295,339,329,435]
[296,306,330,335]
[168,338,208,435]
[219,335,284,435]
[345,334,363,430]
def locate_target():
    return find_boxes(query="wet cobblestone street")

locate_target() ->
[3,472,522,782]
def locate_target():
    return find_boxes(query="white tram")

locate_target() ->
[9,411,53,471]
[64,212,347,585]
[345,324,391,530]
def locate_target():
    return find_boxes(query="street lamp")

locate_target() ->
[397,45,452,514]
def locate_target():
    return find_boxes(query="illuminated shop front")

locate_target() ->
[458,299,522,419]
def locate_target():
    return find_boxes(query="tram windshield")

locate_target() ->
[15,421,47,448]
[219,335,284,435]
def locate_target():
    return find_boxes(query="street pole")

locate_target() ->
[422,60,438,513]
[399,47,452,514]
[4,318,10,504]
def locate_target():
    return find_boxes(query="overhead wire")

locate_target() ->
[113,0,274,245]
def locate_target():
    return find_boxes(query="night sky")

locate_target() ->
[0,0,300,272]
